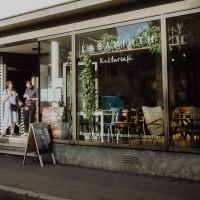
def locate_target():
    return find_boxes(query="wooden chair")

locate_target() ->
[189,107,200,146]
[142,106,164,143]
[170,107,190,143]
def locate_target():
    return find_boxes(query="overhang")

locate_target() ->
[0,0,184,33]
[0,0,136,32]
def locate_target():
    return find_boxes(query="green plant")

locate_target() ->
[80,53,95,120]
[133,25,161,54]
[98,34,119,52]
[97,26,161,54]
[80,48,95,136]
[148,25,162,54]
[168,17,194,51]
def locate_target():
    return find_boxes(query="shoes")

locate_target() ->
[1,133,6,137]
[21,132,28,137]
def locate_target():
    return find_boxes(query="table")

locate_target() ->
[94,110,113,142]
[78,110,112,142]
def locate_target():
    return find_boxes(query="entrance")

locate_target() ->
[0,42,39,138]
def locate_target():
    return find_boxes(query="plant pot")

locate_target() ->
[176,35,184,45]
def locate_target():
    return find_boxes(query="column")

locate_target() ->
[51,41,59,80]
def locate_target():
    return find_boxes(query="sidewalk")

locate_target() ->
[0,154,199,200]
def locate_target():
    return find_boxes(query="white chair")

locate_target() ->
[104,107,121,143]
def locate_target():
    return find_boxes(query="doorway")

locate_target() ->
[6,55,38,104]
[0,42,39,136]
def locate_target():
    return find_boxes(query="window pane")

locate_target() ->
[167,13,200,148]
[76,20,164,146]
[40,37,72,140]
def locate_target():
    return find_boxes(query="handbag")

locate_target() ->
[9,103,18,111]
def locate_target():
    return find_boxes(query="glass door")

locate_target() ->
[39,36,72,141]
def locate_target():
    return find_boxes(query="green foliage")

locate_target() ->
[133,25,161,54]
[80,50,95,122]
[95,26,161,54]
[148,26,161,54]
[98,34,119,52]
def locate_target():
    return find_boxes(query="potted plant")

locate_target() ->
[169,17,194,51]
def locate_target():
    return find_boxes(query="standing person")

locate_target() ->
[21,81,38,136]
[1,81,19,137]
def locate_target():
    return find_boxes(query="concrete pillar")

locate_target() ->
[51,41,59,80]
[51,41,60,107]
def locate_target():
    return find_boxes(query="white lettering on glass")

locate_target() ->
[99,54,133,64]
[81,35,155,54]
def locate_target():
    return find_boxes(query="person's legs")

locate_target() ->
[29,107,36,124]
[11,122,16,135]
[24,109,30,133]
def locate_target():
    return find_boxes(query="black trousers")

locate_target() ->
[24,106,36,133]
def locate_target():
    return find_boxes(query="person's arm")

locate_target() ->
[23,89,31,100]
[16,93,23,107]
[30,88,38,101]
[30,97,38,101]
[23,89,28,99]
[2,90,12,102]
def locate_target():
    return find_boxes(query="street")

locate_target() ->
[0,154,200,200]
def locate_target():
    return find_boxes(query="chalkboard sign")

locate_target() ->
[32,123,53,155]
[23,123,56,167]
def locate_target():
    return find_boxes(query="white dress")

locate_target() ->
[2,90,19,132]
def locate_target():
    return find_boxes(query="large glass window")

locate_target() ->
[40,36,72,141]
[167,13,200,149]
[76,20,164,147]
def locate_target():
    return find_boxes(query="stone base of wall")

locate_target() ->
[53,144,200,181]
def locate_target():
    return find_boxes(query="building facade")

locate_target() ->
[0,0,200,180]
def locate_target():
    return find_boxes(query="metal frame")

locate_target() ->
[73,15,166,148]
[0,57,5,133]
[37,7,200,152]
[161,14,169,149]
[163,8,200,152]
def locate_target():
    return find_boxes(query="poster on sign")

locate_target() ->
[23,123,56,167]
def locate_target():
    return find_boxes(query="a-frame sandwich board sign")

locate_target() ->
[23,123,56,167]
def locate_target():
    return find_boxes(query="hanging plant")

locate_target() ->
[80,49,95,120]
[80,46,95,135]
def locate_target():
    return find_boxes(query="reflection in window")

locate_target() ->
[40,37,72,140]
[76,20,164,146]
[167,12,200,149]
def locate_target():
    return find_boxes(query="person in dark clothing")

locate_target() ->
[21,81,38,136]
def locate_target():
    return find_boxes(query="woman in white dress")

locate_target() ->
[2,81,19,136]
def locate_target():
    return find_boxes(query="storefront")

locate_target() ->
[0,0,200,180]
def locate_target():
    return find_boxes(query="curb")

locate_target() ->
[0,185,72,200]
